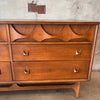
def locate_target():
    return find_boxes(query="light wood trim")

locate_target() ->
[6,24,15,80]
[88,25,99,80]
[0,42,8,44]
[0,79,88,85]
[11,42,92,45]
[0,20,100,24]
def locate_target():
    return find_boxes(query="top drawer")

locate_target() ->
[0,24,8,42]
[10,24,96,42]
[12,44,91,61]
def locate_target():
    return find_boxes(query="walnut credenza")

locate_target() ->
[0,21,99,97]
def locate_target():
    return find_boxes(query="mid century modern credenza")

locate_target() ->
[0,20,99,97]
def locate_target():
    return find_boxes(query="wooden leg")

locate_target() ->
[72,82,80,98]
[0,82,80,98]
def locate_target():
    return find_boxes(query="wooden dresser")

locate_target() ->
[0,21,99,97]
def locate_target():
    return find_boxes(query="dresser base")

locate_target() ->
[0,82,80,98]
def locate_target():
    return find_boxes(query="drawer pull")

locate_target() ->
[24,69,30,75]
[23,51,29,56]
[74,68,79,73]
[75,50,81,56]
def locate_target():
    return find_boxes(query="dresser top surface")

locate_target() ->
[0,20,100,24]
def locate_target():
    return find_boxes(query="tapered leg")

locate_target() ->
[72,82,80,98]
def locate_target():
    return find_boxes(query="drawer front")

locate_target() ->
[12,44,91,61]
[0,24,8,42]
[14,61,89,81]
[0,45,10,61]
[0,62,12,81]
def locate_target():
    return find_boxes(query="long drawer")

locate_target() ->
[14,61,89,81]
[0,62,12,81]
[12,44,91,61]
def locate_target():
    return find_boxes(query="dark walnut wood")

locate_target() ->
[0,21,99,98]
